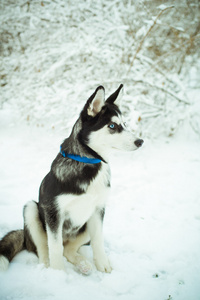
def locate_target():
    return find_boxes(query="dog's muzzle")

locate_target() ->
[134,139,144,148]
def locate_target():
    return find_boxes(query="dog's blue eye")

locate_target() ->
[109,124,115,129]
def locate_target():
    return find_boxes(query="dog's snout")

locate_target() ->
[134,139,144,148]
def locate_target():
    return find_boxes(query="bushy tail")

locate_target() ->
[0,229,25,271]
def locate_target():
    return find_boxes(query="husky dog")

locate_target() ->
[0,84,143,274]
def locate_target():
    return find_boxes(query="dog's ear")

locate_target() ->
[106,84,123,106]
[87,86,105,117]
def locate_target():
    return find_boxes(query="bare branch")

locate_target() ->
[127,6,174,75]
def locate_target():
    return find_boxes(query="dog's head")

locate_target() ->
[79,85,143,159]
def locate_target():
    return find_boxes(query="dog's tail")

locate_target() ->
[0,229,25,271]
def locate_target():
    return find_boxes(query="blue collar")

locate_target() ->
[60,146,101,164]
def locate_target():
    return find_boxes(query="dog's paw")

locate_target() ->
[75,256,93,275]
[94,255,112,273]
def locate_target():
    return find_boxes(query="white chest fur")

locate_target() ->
[56,163,110,227]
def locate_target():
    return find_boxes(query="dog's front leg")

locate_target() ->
[87,209,112,273]
[46,223,65,271]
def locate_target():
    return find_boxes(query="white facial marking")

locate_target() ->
[110,114,127,129]
[110,115,120,125]
[88,113,140,158]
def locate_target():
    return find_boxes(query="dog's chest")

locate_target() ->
[57,163,110,227]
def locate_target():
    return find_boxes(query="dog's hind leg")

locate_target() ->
[63,229,93,275]
[24,201,49,267]
[46,221,65,271]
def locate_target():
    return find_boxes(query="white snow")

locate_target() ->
[0,108,200,300]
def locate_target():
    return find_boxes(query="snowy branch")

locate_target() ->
[127,5,175,74]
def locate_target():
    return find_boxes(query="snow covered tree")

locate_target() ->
[0,0,199,137]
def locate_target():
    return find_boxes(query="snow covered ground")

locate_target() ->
[1,1,199,298]
[0,107,200,300]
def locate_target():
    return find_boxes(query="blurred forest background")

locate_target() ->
[0,0,200,138]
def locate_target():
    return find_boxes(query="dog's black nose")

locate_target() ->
[134,139,144,148]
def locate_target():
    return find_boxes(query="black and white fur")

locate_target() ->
[0,84,143,274]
